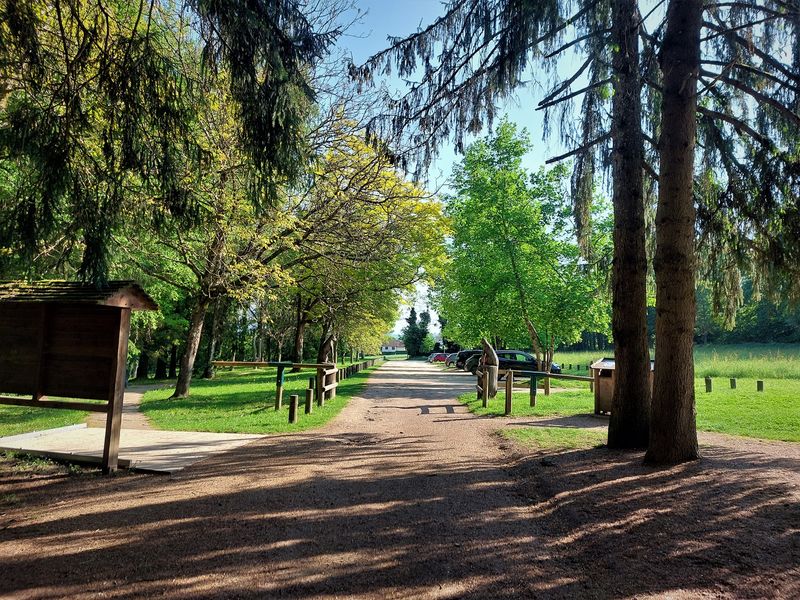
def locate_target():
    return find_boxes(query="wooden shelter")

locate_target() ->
[0,281,157,472]
[590,357,654,415]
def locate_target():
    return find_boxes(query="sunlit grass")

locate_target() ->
[141,364,380,434]
[501,426,606,450]
[459,377,800,442]
[0,406,87,437]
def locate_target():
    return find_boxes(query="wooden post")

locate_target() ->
[305,386,313,414]
[504,371,513,416]
[705,376,712,393]
[757,380,764,392]
[569,363,572,370]
[288,394,299,423]
[316,370,324,407]
[102,308,131,473]
[544,375,551,396]
[275,365,286,410]
[481,369,489,408]
[730,378,736,389]
[529,376,537,407]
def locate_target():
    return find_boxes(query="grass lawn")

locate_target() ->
[140,363,381,434]
[501,427,607,450]
[460,376,800,442]
[0,406,88,438]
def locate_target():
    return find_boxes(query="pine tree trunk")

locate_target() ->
[645,0,702,464]
[607,0,651,449]
[172,299,210,398]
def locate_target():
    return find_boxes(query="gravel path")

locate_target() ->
[1,361,798,599]
[85,385,165,430]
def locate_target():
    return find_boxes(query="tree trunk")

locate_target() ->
[645,0,702,464]
[135,352,149,381]
[155,357,168,380]
[292,321,306,369]
[203,298,225,379]
[172,299,210,398]
[607,0,651,449]
[169,344,178,378]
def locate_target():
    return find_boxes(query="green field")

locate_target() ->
[140,363,380,434]
[501,426,607,450]
[459,349,800,443]
[554,343,800,379]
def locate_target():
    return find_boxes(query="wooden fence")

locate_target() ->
[211,358,381,423]
[477,368,593,416]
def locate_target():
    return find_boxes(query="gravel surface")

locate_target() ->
[1,361,797,599]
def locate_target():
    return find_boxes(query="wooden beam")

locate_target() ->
[102,308,130,473]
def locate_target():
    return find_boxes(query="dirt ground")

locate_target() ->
[1,361,798,599]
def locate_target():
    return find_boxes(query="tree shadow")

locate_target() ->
[1,426,797,598]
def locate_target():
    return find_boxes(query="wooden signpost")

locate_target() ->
[0,281,157,473]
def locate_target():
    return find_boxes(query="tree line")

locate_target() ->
[0,1,447,398]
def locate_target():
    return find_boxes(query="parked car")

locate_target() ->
[463,350,562,376]
[444,352,459,367]
[464,353,481,374]
[430,352,448,363]
[455,349,482,370]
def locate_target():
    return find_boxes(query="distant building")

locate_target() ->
[381,338,406,354]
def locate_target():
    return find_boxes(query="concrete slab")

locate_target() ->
[0,424,263,473]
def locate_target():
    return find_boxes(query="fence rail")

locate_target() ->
[478,367,594,415]
[211,357,381,422]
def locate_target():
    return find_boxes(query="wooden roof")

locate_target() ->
[0,280,158,310]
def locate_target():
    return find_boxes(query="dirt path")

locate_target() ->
[1,361,798,599]
[85,384,166,430]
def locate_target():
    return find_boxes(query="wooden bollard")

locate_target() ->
[529,376,537,407]
[705,377,712,392]
[316,370,325,407]
[569,363,572,370]
[305,387,313,414]
[504,371,513,416]
[481,370,489,408]
[275,366,286,410]
[544,376,551,396]
[288,394,299,423]
[730,378,737,389]
[757,380,764,392]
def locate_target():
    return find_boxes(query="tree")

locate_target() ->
[0,0,340,282]
[645,0,704,464]
[402,308,424,357]
[436,122,609,362]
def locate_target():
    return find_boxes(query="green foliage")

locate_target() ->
[402,308,433,357]
[436,121,609,354]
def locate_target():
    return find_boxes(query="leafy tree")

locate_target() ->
[0,0,339,282]
[436,122,609,366]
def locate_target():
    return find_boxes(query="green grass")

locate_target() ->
[460,377,800,442]
[501,427,606,450]
[554,343,800,379]
[0,405,88,437]
[140,363,381,434]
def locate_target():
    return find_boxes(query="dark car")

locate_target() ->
[496,350,562,375]
[444,352,459,367]
[464,350,562,375]
[455,349,482,370]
